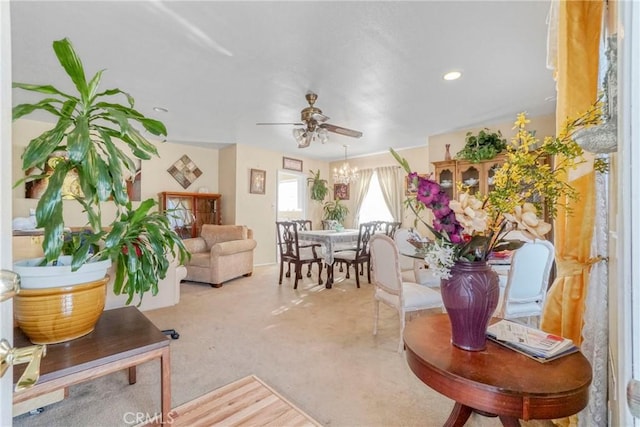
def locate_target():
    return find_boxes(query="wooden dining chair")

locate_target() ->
[291,219,317,277]
[331,222,378,288]
[276,221,324,289]
[375,221,402,238]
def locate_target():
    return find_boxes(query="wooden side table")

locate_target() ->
[403,314,592,426]
[13,307,171,424]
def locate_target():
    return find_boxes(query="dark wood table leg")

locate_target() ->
[444,402,473,427]
[325,263,334,289]
[128,366,137,385]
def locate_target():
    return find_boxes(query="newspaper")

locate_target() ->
[487,319,576,359]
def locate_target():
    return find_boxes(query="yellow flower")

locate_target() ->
[449,193,488,235]
[502,203,551,240]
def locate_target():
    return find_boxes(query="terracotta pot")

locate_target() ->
[14,276,108,344]
[440,261,499,351]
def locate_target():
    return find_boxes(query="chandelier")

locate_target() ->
[333,145,358,184]
[293,126,328,148]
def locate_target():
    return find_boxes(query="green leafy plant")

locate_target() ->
[455,128,507,162]
[307,169,329,202]
[323,200,349,223]
[12,38,189,305]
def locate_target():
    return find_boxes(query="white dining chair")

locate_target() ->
[370,234,444,352]
[495,240,555,327]
[393,228,440,287]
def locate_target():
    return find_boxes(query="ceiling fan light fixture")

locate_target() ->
[317,127,329,144]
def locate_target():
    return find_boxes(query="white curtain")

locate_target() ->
[578,160,609,427]
[376,166,402,222]
[352,169,373,226]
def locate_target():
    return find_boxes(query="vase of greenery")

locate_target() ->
[11,38,189,343]
[455,128,507,162]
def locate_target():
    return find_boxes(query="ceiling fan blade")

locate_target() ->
[311,112,329,123]
[320,123,363,138]
[256,122,303,126]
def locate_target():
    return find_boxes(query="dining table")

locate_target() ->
[297,229,360,288]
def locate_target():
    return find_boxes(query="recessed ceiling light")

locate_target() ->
[443,71,462,81]
[153,106,169,113]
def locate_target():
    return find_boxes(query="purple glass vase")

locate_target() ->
[440,260,500,351]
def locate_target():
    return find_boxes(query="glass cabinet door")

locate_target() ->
[457,162,481,196]
[433,160,456,200]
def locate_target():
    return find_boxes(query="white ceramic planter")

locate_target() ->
[13,256,112,289]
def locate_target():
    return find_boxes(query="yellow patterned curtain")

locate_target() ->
[540,0,603,347]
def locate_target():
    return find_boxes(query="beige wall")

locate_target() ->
[218,145,237,224]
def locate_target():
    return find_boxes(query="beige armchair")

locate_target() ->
[182,225,257,287]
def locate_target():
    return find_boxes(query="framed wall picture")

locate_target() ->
[282,157,303,172]
[405,174,429,195]
[334,183,349,200]
[250,168,266,194]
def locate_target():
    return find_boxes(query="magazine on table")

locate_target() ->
[486,319,579,363]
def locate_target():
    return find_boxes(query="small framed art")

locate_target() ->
[282,157,303,172]
[334,183,349,200]
[250,169,266,194]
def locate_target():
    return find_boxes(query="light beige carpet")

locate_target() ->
[13,264,553,427]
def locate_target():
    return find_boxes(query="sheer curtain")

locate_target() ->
[351,169,373,226]
[376,166,402,222]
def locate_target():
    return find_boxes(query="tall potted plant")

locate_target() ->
[12,38,189,343]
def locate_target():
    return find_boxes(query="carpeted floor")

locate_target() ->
[13,264,553,427]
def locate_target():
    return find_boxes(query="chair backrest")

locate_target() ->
[321,220,339,230]
[376,221,402,238]
[370,234,403,297]
[292,219,312,231]
[394,228,417,272]
[501,240,555,319]
[275,221,301,259]
[355,222,378,259]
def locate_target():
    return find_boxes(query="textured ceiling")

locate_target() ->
[10,1,556,161]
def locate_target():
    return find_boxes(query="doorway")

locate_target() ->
[275,170,308,261]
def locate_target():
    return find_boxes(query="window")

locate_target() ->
[277,171,306,218]
[358,171,393,223]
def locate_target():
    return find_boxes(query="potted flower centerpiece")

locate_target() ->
[391,108,601,351]
[322,199,349,230]
[12,38,189,344]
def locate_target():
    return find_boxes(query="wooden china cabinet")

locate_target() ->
[433,154,507,199]
[433,153,552,224]
[160,191,222,238]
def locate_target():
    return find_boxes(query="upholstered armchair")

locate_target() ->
[182,225,257,287]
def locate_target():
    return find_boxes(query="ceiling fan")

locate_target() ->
[257,92,363,148]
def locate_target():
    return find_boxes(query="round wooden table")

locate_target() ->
[403,314,592,426]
